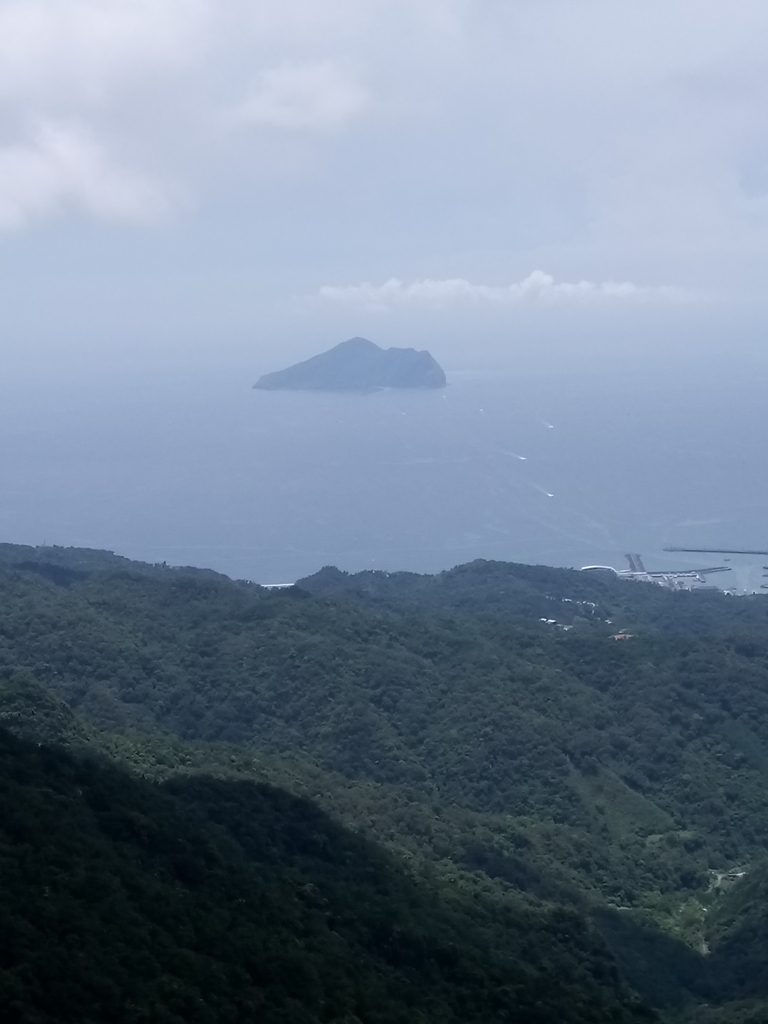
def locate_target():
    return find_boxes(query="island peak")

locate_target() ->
[253,337,446,391]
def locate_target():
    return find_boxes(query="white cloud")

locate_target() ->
[318,271,690,310]
[0,1,377,228]
[0,121,170,229]
[0,0,209,100]
[0,0,209,230]
[231,61,368,132]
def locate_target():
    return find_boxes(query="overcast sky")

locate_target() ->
[2,0,768,374]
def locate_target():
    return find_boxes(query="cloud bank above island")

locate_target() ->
[319,272,692,310]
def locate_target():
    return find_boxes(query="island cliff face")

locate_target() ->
[253,337,446,391]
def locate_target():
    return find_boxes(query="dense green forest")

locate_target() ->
[2,543,768,1021]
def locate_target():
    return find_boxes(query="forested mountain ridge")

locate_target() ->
[3,544,768,1019]
[298,560,768,636]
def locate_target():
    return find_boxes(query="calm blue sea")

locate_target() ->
[1,357,766,590]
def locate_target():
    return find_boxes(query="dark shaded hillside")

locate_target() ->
[700,861,768,1001]
[0,728,650,1024]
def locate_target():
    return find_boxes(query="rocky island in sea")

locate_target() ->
[253,336,446,391]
